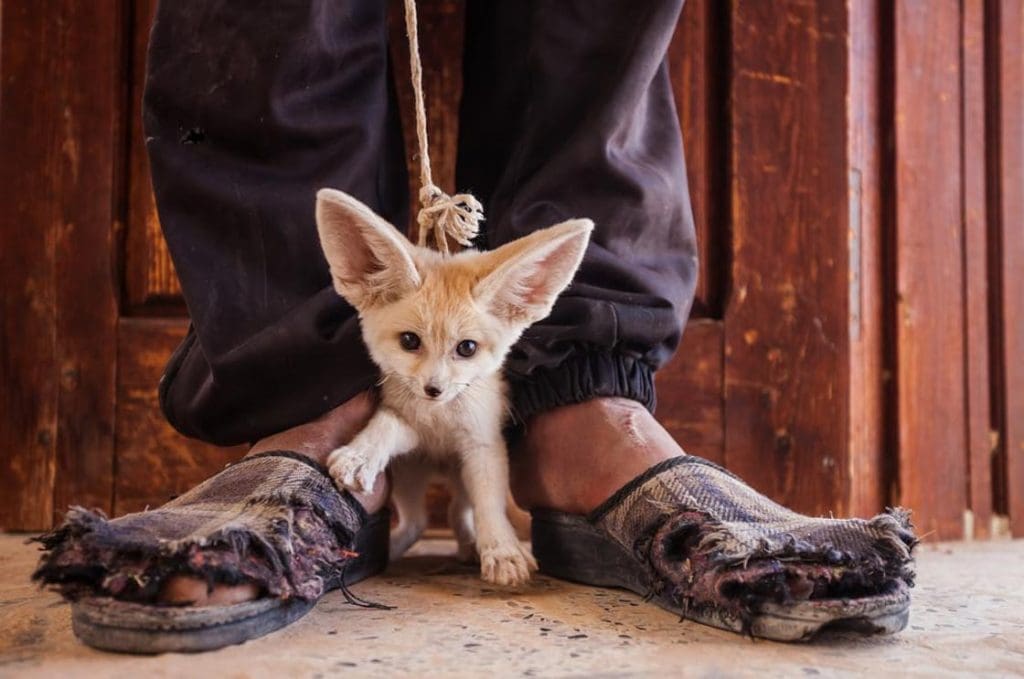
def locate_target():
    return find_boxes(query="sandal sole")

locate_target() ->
[531,510,911,642]
[70,509,390,654]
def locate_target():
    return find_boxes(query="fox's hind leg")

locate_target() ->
[389,455,431,560]
[447,473,477,563]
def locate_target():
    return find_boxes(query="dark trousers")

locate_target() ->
[145,0,698,446]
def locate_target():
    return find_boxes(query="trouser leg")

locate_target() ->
[457,0,698,422]
[144,0,406,445]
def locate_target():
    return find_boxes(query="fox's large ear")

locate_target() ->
[316,188,421,309]
[474,219,593,326]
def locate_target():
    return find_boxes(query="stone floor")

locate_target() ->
[1,534,1022,678]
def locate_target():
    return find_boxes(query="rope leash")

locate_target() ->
[403,0,484,254]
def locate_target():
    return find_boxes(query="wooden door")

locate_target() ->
[3,0,1022,541]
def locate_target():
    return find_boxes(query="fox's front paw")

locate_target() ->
[479,539,537,587]
[326,443,384,493]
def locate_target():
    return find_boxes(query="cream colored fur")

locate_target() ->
[315,188,593,586]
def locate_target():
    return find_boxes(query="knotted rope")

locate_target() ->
[404,0,484,255]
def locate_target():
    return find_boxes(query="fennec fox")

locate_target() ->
[315,189,592,586]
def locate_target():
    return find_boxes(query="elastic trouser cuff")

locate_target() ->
[508,351,656,427]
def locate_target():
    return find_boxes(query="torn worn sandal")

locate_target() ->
[33,451,389,654]
[531,456,916,642]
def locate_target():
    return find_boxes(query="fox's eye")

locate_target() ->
[456,339,477,358]
[399,332,421,351]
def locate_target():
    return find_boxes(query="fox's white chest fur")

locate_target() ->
[382,374,507,458]
[375,373,515,573]
[314,188,592,586]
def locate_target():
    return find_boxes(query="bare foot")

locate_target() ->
[510,397,683,515]
[158,390,389,606]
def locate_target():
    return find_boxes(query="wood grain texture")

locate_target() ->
[655,320,724,465]
[725,0,852,516]
[0,1,123,529]
[847,0,887,517]
[892,0,968,540]
[114,318,244,515]
[962,0,993,538]
[991,0,1024,536]
[50,0,124,522]
[669,0,728,319]
[124,0,183,313]
[0,2,60,529]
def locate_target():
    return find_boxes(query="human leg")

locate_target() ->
[457,0,697,502]
[146,0,407,446]
[458,0,916,640]
[458,1,697,425]
[35,0,405,651]
[147,0,406,600]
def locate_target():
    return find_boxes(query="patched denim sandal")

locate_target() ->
[34,452,389,653]
[532,456,917,641]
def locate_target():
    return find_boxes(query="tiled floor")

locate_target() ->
[1,534,1022,678]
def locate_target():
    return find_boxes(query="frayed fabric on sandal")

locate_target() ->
[532,456,917,642]
[31,451,389,654]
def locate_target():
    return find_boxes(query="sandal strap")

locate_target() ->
[588,456,728,523]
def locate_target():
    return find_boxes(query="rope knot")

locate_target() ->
[416,184,484,255]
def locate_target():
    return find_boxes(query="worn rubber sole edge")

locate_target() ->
[69,510,390,655]
[531,510,911,642]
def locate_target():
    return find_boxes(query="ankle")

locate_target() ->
[510,397,682,514]
[248,390,376,464]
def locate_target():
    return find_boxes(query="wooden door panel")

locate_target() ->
[725,0,854,516]
[0,0,122,529]
[891,2,969,538]
[961,0,994,538]
[847,0,886,517]
[992,0,1024,535]
[108,0,731,523]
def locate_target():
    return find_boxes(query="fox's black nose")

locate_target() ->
[424,385,442,398]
